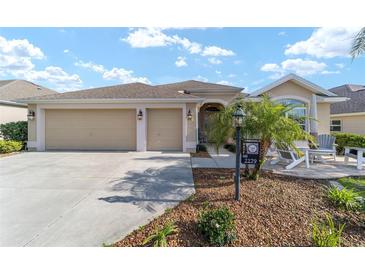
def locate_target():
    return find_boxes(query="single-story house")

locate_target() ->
[329,84,365,135]
[19,73,348,152]
[0,80,56,125]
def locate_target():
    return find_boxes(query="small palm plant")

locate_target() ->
[208,95,313,179]
[143,222,177,247]
[311,214,345,247]
[327,187,362,211]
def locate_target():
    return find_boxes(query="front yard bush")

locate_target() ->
[311,214,345,247]
[0,121,28,142]
[327,187,362,211]
[142,222,177,247]
[0,140,23,153]
[332,132,365,154]
[198,206,236,246]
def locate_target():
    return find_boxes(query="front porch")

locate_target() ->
[191,145,365,179]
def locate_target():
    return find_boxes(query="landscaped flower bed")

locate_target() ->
[114,169,365,247]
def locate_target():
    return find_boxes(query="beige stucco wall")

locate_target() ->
[194,93,240,105]
[28,104,37,142]
[317,103,330,134]
[186,103,197,143]
[331,115,365,135]
[0,104,27,125]
[266,81,313,102]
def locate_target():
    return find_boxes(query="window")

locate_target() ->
[330,120,342,132]
[277,99,307,131]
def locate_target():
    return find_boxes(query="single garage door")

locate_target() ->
[147,108,182,151]
[45,109,136,150]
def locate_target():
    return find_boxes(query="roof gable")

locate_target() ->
[249,73,337,97]
[0,80,57,101]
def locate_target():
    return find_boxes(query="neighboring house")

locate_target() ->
[329,84,365,135]
[19,73,347,152]
[0,80,56,125]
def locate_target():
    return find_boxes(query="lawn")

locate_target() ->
[338,177,365,198]
[114,169,365,247]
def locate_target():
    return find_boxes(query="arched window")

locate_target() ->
[277,99,307,131]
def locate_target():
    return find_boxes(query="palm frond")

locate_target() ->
[350,27,365,60]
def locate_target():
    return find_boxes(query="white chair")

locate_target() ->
[308,134,337,163]
[271,141,310,170]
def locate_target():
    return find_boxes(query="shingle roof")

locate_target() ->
[18,80,243,102]
[0,80,57,101]
[330,84,365,114]
[155,80,244,93]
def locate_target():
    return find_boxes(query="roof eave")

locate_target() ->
[17,98,205,104]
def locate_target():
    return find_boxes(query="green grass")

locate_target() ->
[338,177,365,199]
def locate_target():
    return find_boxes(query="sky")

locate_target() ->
[0,27,364,93]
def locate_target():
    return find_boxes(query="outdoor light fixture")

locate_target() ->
[137,110,143,120]
[27,110,35,121]
[232,106,245,128]
[187,109,193,120]
[232,106,245,201]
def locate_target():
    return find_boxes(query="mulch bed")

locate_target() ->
[115,169,365,247]
[190,151,211,158]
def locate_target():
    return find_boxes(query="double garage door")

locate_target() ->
[45,108,182,151]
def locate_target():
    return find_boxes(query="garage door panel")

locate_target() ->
[147,109,182,151]
[45,109,136,150]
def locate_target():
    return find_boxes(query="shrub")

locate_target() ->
[223,143,236,153]
[0,140,23,153]
[143,222,177,247]
[311,214,345,247]
[0,121,28,142]
[198,206,236,246]
[327,187,362,211]
[196,144,207,152]
[332,132,365,155]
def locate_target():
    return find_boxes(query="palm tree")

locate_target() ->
[350,27,365,59]
[208,95,313,179]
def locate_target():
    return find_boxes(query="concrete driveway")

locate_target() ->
[0,152,194,246]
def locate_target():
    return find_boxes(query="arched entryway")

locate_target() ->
[198,102,224,143]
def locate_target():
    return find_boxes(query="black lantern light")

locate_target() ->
[232,106,245,128]
[137,110,143,120]
[27,110,35,121]
[187,109,193,120]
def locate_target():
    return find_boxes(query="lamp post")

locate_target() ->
[232,106,245,201]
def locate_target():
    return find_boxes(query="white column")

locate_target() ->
[310,94,318,136]
[36,106,45,151]
[182,105,187,152]
[136,107,147,152]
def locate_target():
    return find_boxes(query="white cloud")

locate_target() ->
[15,66,82,91]
[0,35,81,91]
[260,58,328,78]
[122,28,234,58]
[216,80,233,85]
[335,63,345,69]
[63,49,70,53]
[321,70,340,75]
[228,73,236,78]
[75,59,150,84]
[74,60,105,73]
[175,56,187,67]
[285,27,361,58]
[278,31,287,36]
[195,75,208,82]
[102,68,150,84]
[215,70,222,74]
[233,60,241,64]
[202,46,235,57]
[208,57,222,64]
